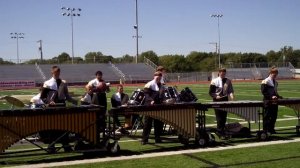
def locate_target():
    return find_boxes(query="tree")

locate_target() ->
[140,50,159,64]
[186,51,212,71]
[159,54,191,72]
[266,50,280,63]
[0,58,14,65]
[57,52,71,63]
[84,52,104,63]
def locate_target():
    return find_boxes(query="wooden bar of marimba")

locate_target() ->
[110,103,207,139]
[0,106,105,153]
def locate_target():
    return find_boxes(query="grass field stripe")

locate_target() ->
[11,138,300,168]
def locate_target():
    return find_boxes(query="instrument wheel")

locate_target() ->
[257,131,268,141]
[107,141,120,155]
[195,131,210,147]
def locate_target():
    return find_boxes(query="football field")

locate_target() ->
[1,79,300,167]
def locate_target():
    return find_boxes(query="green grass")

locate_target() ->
[1,79,300,167]
[60,142,300,168]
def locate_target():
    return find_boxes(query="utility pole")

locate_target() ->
[37,40,43,61]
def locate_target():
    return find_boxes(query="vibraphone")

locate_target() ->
[204,100,263,122]
[203,99,300,138]
[0,106,106,153]
[269,98,300,133]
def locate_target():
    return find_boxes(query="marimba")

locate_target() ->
[0,106,106,153]
[110,103,207,142]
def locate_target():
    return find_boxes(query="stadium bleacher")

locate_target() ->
[226,67,294,80]
[114,63,154,82]
[0,63,295,87]
[0,65,42,82]
[0,63,155,86]
[39,64,121,83]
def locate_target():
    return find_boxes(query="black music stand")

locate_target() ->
[130,115,144,135]
[128,89,145,135]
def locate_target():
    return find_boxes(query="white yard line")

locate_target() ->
[9,138,300,168]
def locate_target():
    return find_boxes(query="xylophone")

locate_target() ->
[0,106,106,153]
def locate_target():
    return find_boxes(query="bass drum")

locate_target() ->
[128,89,145,105]
[178,87,198,102]
[162,86,180,104]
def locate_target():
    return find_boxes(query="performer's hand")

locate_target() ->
[150,101,155,105]
[216,96,221,100]
[229,93,234,101]
[272,96,278,100]
[88,89,93,94]
[49,101,55,105]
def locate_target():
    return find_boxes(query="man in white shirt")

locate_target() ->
[111,84,130,134]
[41,66,77,106]
[209,68,234,135]
[39,66,77,153]
[141,71,164,145]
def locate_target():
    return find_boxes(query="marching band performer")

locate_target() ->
[156,65,167,85]
[84,70,109,131]
[209,68,234,135]
[261,66,282,134]
[111,84,130,134]
[42,66,77,106]
[141,71,164,145]
[84,70,109,109]
[40,66,77,153]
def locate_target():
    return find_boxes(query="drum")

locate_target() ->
[178,87,198,102]
[163,86,180,104]
[128,89,145,105]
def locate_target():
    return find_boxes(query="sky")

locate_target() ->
[0,0,299,62]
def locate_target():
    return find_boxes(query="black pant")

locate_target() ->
[215,109,227,131]
[92,92,107,131]
[263,105,278,132]
[142,116,164,142]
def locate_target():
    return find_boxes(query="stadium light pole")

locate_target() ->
[10,32,25,64]
[209,42,218,69]
[61,7,81,64]
[133,0,141,64]
[210,14,223,68]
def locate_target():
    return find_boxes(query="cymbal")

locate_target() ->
[0,96,25,107]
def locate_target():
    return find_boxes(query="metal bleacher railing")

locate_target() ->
[35,62,46,81]
[144,57,157,70]
[110,62,126,84]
